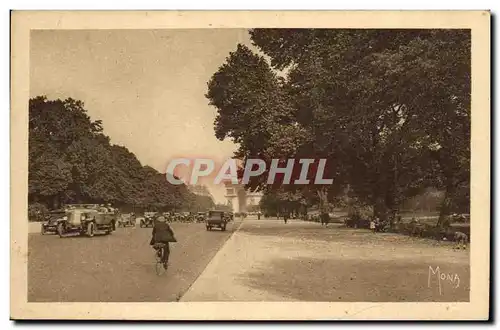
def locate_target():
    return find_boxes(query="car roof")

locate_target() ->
[50,209,66,213]
[68,208,98,212]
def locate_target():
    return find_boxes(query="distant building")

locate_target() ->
[223,179,262,213]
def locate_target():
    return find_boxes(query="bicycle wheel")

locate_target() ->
[155,248,165,275]
[155,260,164,275]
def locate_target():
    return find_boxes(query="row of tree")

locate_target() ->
[206,29,470,227]
[29,96,213,215]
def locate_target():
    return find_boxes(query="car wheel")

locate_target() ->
[87,222,95,237]
[57,223,65,238]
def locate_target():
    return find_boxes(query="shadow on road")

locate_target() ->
[238,256,470,302]
[239,222,455,247]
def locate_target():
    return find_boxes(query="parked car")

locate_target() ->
[205,210,229,231]
[195,212,207,222]
[117,213,136,227]
[450,213,470,223]
[140,212,156,228]
[56,206,116,237]
[41,209,67,235]
[180,212,194,222]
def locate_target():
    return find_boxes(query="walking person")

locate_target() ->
[370,217,376,232]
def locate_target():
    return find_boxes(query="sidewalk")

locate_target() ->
[180,217,470,302]
[181,218,303,301]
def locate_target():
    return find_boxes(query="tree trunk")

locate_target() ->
[437,186,454,228]
[373,196,388,221]
[385,185,400,229]
[52,195,60,210]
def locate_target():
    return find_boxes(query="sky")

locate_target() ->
[30,29,259,204]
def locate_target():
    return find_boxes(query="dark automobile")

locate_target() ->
[117,213,136,227]
[140,212,156,228]
[205,210,229,231]
[196,212,207,222]
[41,209,66,235]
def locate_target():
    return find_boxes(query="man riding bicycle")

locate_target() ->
[149,216,177,269]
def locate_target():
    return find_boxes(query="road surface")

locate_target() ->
[28,217,469,302]
[28,220,241,302]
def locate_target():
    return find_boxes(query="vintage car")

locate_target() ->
[140,212,156,228]
[195,212,207,222]
[41,209,67,235]
[450,213,470,223]
[205,210,229,231]
[171,212,191,222]
[56,206,117,237]
[117,213,136,227]
[179,212,194,222]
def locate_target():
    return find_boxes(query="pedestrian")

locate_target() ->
[370,217,376,232]
[375,217,381,232]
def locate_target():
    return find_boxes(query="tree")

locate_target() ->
[207,29,470,227]
[29,96,194,212]
[206,43,339,214]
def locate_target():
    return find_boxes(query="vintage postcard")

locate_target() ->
[11,10,490,320]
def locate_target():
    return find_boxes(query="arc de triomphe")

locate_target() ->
[223,179,262,213]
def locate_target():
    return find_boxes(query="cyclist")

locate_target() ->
[149,216,176,269]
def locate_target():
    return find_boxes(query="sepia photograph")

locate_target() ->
[10,11,490,320]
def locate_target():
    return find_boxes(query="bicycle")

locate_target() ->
[153,243,169,275]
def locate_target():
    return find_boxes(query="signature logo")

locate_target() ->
[428,266,460,295]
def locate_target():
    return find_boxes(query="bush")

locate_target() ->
[345,205,372,228]
[392,221,470,242]
[347,205,372,220]
[28,203,49,222]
